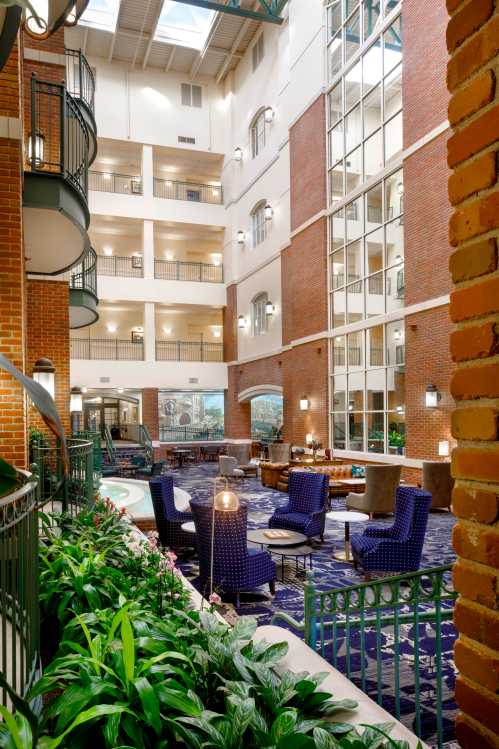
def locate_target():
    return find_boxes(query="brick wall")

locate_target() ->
[23,28,65,55]
[405,307,454,462]
[446,1,499,746]
[281,217,328,345]
[0,40,26,467]
[26,279,70,437]
[403,0,450,148]
[142,388,159,441]
[289,94,326,231]
[223,283,238,362]
[225,354,284,440]
[282,340,329,447]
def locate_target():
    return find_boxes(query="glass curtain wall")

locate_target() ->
[327,0,404,455]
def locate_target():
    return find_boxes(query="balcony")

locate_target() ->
[97,254,144,278]
[69,246,99,329]
[89,170,143,195]
[65,48,97,165]
[23,76,90,275]
[71,338,144,360]
[156,340,223,362]
[153,178,223,205]
[154,258,223,283]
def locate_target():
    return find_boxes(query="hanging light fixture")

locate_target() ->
[28,131,45,166]
[234,147,243,161]
[264,204,274,221]
[33,357,55,400]
[23,1,88,40]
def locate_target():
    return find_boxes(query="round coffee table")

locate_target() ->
[327,510,369,562]
[247,529,307,547]
[267,544,313,582]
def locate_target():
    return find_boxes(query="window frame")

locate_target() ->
[251,201,268,248]
[181,82,203,108]
[250,108,268,159]
[252,292,269,336]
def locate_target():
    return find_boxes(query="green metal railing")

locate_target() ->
[30,437,94,516]
[103,425,116,465]
[0,472,40,705]
[272,565,457,748]
[73,430,103,478]
[138,424,153,464]
[69,245,98,298]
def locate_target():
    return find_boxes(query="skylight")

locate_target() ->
[79,0,121,33]
[154,1,216,50]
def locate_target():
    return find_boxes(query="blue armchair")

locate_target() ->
[149,475,195,550]
[268,471,329,541]
[350,486,432,574]
[190,500,276,607]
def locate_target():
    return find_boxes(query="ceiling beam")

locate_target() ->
[215,14,251,83]
[189,7,224,79]
[82,26,89,55]
[172,0,285,24]
[142,0,164,70]
[131,0,153,68]
[165,45,176,72]
[107,0,123,61]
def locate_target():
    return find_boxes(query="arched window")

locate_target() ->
[250,108,267,158]
[252,292,269,336]
[251,201,267,248]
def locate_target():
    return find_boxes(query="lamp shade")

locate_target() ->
[33,357,55,399]
[264,204,273,221]
[265,300,274,315]
[299,396,309,411]
[214,489,239,512]
[238,315,246,329]
[70,387,83,413]
[237,230,245,244]
[28,132,45,166]
[264,106,274,123]
[234,146,243,161]
[438,440,450,457]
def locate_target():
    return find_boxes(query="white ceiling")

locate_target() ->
[65,0,263,81]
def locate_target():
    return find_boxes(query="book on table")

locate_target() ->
[264,530,291,539]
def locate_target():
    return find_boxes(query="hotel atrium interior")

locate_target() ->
[0,0,498,747]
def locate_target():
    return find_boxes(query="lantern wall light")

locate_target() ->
[234,147,243,161]
[425,384,441,408]
[237,230,246,245]
[28,131,45,166]
[264,106,274,123]
[299,396,309,411]
[238,315,248,329]
[264,204,274,221]
[33,357,55,400]
[438,440,450,458]
[265,300,275,315]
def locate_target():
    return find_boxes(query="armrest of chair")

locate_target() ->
[364,526,396,538]
[273,503,291,515]
[310,508,326,520]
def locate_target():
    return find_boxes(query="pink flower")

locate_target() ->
[172,567,182,578]
[166,559,176,572]
[209,592,222,606]
[166,550,177,562]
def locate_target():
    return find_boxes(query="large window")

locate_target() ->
[250,109,267,158]
[329,169,404,327]
[327,11,402,202]
[251,394,283,440]
[331,321,405,454]
[252,292,269,336]
[251,201,267,247]
[158,391,224,441]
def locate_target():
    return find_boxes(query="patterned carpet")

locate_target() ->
[170,462,458,748]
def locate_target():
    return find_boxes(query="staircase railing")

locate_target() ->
[138,424,153,464]
[103,425,115,465]
[271,565,457,749]
[73,430,103,478]
[30,437,94,516]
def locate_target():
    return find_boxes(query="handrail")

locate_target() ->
[153,177,223,205]
[155,340,223,362]
[0,471,40,705]
[89,170,143,195]
[271,564,456,749]
[159,425,224,442]
[30,437,94,515]
[28,76,89,202]
[154,258,224,283]
[65,48,95,116]
[70,338,144,361]
[97,255,144,278]
[69,245,97,297]
[103,425,115,464]
[138,424,153,463]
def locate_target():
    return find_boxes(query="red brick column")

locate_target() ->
[446,2,499,746]
[142,388,159,441]
[26,280,71,437]
[0,39,26,467]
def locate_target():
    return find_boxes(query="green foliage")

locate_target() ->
[2,498,419,748]
[0,456,18,498]
[388,431,406,449]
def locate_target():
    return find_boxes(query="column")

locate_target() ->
[447,3,499,748]
[144,302,156,363]
[143,220,154,280]
[142,144,154,201]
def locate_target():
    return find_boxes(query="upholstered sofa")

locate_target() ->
[422,460,453,509]
[290,463,356,498]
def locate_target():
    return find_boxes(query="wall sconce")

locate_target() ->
[234,146,243,161]
[211,253,222,266]
[33,357,55,400]
[165,251,174,261]
[238,315,247,329]
[438,440,450,458]
[212,188,220,197]
[264,106,274,123]
[133,326,143,333]
[107,323,117,333]
[299,396,309,411]
[265,300,275,315]
[394,254,402,264]
[163,326,172,335]
[264,204,274,221]
[393,328,401,341]
[28,131,45,166]
[103,173,112,181]
[237,231,246,244]
[305,433,313,445]
[103,246,113,256]
[425,384,441,408]
[397,181,404,195]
